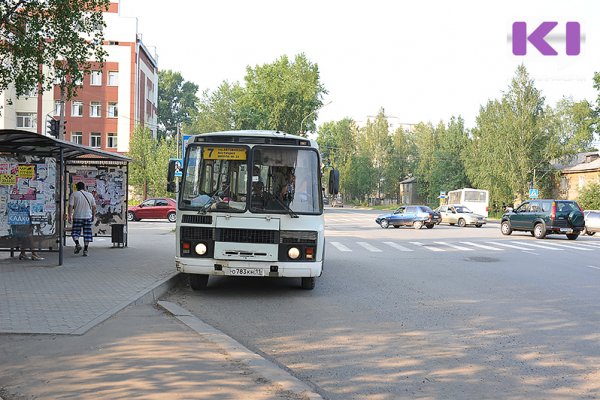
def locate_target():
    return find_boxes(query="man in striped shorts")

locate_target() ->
[68,182,97,257]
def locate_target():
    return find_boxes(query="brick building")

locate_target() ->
[0,0,158,153]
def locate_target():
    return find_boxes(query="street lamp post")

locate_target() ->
[300,100,332,135]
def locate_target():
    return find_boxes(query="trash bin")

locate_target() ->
[111,224,125,248]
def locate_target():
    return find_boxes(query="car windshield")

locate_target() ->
[180,144,321,215]
[455,206,472,213]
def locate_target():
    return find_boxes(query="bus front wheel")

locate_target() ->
[189,274,209,290]
[301,277,315,290]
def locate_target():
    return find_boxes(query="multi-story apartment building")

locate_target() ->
[0,0,158,153]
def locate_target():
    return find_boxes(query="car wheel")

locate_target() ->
[458,218,466,227]
[413,220,423,229]
[167,212,177,223]
[425,224,434,229]
[566,233,579,240]
[533,223,546,239]
[380,219,389,229]
[587,231,596,236]
[501,221,512,235]
[301,277,316,290]
[189,274,209,290]
[127,211,135,222]
[393,225,400,229]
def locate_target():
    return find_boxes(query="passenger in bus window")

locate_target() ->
[279,167,295,203]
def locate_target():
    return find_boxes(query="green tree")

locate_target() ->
[158,70,199,135]
[0,0,109,100]
[431,116,470,196]
[148,137,176,198]
[187,81,243,134]
[577,182,600,210]
[341,154,376,202]
[128,126,157,200]
[384,127,415,202]
[362,109,392,199]
[237,53,327,135]
[413,122,437,204]
[465,65,548,207]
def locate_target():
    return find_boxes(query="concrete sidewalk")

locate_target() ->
[0,227,321,399]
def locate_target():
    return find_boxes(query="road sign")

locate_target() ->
[181,134,192,161]
[529,188,539,198]
[171,158,183,178]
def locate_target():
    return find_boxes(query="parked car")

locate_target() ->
[500,199,585,240]
[127,198,177,222]
[323,195,329,205]
[375,205,441,229]
[331,195,344,207]
[582,210,600,236]
[435,204,487,227]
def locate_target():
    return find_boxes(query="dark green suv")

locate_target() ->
[500,199,585,240]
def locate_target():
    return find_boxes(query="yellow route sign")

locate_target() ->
[18,165,35,178]
[0,174,17,185]
[203,147,247,160]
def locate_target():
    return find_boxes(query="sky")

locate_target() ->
[119,0,600,134]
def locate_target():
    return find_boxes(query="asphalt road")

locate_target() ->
[165,207,600,400]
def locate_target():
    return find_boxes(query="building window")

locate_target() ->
[90,102,101,117]
[90,132,101,148]
[90,70,102,86]
[108,71,118,86]
[16,112,36,128]
[71,132,82,145]
[107,102,118,118]
[72,101,83,117]
[21,88,37,97]
[107,133,117,148]
[54,101,63,116]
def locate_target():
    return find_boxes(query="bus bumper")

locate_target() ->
[176,258,323,278]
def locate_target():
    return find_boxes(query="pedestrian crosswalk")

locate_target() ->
[327,239,600,254]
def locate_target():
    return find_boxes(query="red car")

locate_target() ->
[127,198,177,222]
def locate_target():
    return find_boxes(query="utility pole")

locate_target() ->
[59,84,66,140]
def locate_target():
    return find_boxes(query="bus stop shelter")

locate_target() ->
[0,129,129,265]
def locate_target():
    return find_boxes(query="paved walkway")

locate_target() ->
[0,234,177,335]
[0,224,322,399]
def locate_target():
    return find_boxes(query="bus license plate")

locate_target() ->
[229,268,264,276]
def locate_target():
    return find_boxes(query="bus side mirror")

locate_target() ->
[167,160,177,193]
[328,169,339,195]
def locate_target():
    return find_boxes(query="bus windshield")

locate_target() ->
[180,144,321,214]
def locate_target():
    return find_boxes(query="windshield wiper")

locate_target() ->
[271,195,299,218]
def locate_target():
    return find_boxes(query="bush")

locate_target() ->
[577,182,600,210]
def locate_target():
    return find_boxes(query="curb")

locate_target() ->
[70,272,183,335]
[158,300,324,400]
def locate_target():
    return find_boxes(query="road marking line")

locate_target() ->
[486,241,530,250]
[586,265,600,270]
[434,241,473,251]
[330,242,352,252]
[357,242,382,252]
[576,242,600,249]
[409,241,445,252]
[544,242,593,251]
[509,241,563,250]
[383,242,414,252]
[459,241,504,251]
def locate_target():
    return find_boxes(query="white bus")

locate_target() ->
[447,188,489,217]
[167,130,336,291]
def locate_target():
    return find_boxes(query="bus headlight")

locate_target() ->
[288,247,300,259]
[195,243,207,255]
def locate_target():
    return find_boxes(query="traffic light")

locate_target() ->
[61,120,67,136]
[47,119,59,138]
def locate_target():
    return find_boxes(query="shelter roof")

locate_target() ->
[0,130,129,162]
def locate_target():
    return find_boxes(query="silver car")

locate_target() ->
[435,204,487,227]
[583,210,600,236]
